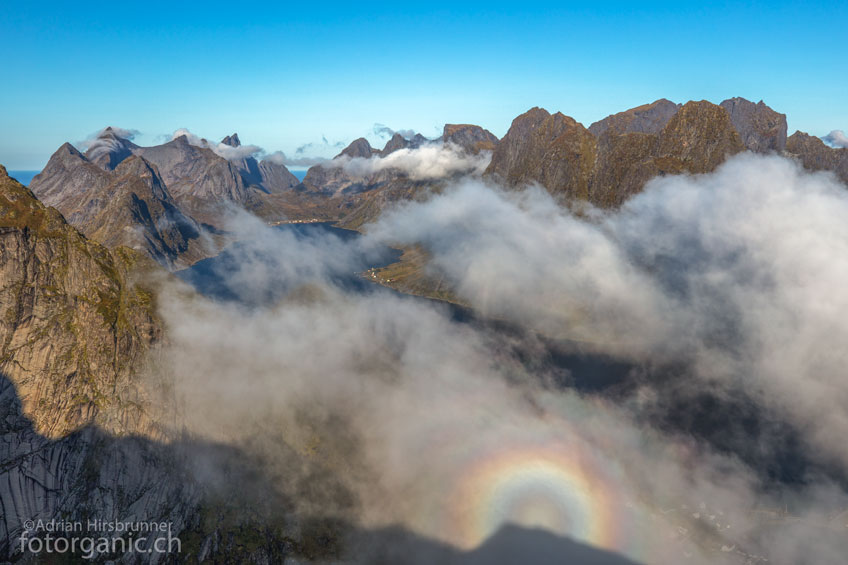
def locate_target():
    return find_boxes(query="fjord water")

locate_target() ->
[176,222,401,306]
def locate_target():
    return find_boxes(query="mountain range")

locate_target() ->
[24,98,847,272]
[3,97,848,562]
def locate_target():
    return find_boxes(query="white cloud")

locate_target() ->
[263,150,329,167]
[373,123,419,139]
[144,152,848,564]
[78,126,140,157]
[171,128,263,162]
[369,153,848,469]
[823,130,848,148]
[326,142,491,181]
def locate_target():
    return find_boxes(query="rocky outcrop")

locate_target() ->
[0,165,160,438]
[135,136,293,227]
[485,108,597,201]
[135,135,251,205]
[301,139,382,196]
[786,131,848,185]
[487,101,745,206]
[654,100,745,174]
[588,99,680,136]
[257,158,300,193]
[442,124,499,153]
[31,148,204,268]
[77,156,204,267]
[219,133,299,194]
[380,133,428,156]
[220,133,241,147]
[381,133,409,155]
[720,97,787,153]
[29,143,111,212]
[340,137,377,159]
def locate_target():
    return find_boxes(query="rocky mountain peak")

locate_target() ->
[589,99,681,137]
[99,126,119,138]
[719,97,787,153]
[84,127,139,171]
[57,141,86,161]
[382,133,409,155]
[442,124,499,153]
[655,100,745,172]
[487,99,749,207]
[339,137,375,159]
[786,131,848,185]
[523,106,552,120]
[221,133,241,147]
[486,107,596,200]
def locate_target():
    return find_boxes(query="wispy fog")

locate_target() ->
[326,142,491,180]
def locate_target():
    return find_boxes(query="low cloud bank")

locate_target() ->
[264,150,329,167]
[371,154,848,471]
[326,142,491,180]
[150,153,848,564]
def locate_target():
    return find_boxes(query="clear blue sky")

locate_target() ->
[1,0,846,170]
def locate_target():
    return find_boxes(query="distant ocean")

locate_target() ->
[291,169,308,181]
[8,171,40,186]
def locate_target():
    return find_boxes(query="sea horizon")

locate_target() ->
[7,170,39,186]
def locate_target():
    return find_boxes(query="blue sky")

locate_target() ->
[1,0,845,170]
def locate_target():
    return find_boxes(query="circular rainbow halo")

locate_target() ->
[446,444,622,551]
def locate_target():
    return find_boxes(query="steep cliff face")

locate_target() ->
[486,108,597,201]
[0,165,352,563]
[0,165,160,438]
[719,97,787,153]
[786,131,848,185]
[486,101,745,206]
[589,131,660,207]
[0,383,201,559]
